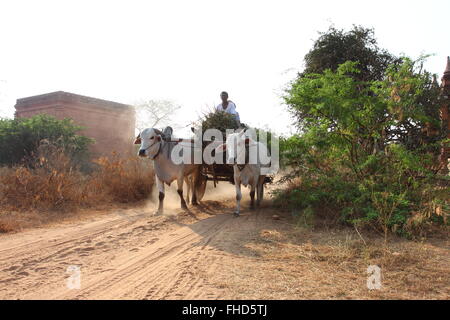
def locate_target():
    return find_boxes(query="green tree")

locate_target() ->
[300,25,401,82]
[293,25,443,152]
[288,58,442,155]
[0,114,93,166]
[278,59,447,237]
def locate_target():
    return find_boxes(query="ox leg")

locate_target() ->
[250,184,256,210]
[184,176,191,205]
[156,177,165,215]
[234,182,242,216]
[256,176,264,208]
[191,169,199,206]
[177,177,188,210]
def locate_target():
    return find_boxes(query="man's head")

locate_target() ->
[220,91,228,103]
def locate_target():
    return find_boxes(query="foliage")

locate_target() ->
[301,25,401,82]
[0,114,92,167]
[277,58,448,238]
[255,127,273,150]
[288,58,443,155]
[199,110,240,138]
[198,111,273,152]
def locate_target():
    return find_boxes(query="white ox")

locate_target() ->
[135,128,202,214]
[215,130,269,216]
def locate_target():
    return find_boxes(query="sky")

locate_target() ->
[0,0,449,137]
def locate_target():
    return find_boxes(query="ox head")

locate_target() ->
[215,130,250,164]
[135,128,163,158]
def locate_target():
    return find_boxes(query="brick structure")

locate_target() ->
[15,91,135,158]
[440,57,450,173]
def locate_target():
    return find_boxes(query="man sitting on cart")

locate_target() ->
[216,91,241,126]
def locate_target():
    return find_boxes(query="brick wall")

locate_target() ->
[15,91,136,158]
[440,57,450,173]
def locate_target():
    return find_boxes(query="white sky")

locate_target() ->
[0,0,449,137]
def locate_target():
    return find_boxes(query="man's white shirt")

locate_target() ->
[216,101,240,122]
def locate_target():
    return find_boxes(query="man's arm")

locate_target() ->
[228,102,240,122]
[228,101,237,113]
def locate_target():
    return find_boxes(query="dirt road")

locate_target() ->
[0,189,448,300]
[0,198,248,299]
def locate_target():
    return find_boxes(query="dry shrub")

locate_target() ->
[0,220,16,233]
[0,146,90,211]
[0,144,154,215]
[404,184,449,236]
[91,153,154,203]
[198,110,240,135]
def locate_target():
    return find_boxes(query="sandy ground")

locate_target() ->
[0,183,448,300]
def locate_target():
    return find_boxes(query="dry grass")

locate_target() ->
[91,154,154,203]
[0,146,154,233]
[207,208,449,300]
[0,220,16,233]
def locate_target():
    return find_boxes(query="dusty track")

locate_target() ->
[0,191,276,300]
[0,192,448,300]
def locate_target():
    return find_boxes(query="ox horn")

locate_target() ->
[153,128,163,135]
[134,134,141,144]
[153,128,166,140]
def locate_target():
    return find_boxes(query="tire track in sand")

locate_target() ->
[0,201,239,299]
[50,213,230,299]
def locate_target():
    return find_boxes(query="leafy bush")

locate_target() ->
[276,58,449,238]
[0,114,93,167]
